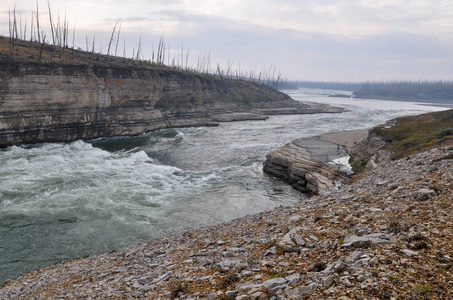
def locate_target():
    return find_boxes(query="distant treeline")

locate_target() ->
[279,80,361,91]
[280,80,453,103]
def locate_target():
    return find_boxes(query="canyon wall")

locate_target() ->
[0,61,323,147]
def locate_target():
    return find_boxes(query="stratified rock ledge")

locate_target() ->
[263,130,368,194]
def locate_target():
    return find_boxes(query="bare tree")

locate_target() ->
[136,34,142,60]
[47,1,55,46]
[114,22,122,57]
[123,37,126,58]
[8,8,13,54]
[36,0,41,43]
[157,34,165,64]
[72,22,76,49]
[39,35,47,58]
[30,8,34,42]
[185,49,189,70]
[13,6,19,40]
[107,19,121,56]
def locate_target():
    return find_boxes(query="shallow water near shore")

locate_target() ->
[0,88,447,284]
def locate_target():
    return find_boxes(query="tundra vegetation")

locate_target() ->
[350,109,453,173]
[371,109,453,160]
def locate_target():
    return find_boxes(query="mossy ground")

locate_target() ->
[372,109,453,160]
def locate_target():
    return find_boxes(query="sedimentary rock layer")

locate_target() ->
[263,130,368,194]
[0,62,344,147]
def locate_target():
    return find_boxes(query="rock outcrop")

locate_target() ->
[0,61,344,147]
[262,131,369,194]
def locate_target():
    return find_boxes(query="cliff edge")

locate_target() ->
[0,37,344,147]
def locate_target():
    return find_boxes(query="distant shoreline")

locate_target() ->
[351,96,453,108]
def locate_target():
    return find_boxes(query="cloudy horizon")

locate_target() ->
[1,0,452,82]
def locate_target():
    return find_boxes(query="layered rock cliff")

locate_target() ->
[0,58,344,147]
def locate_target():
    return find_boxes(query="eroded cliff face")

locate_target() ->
[0,62,297,147]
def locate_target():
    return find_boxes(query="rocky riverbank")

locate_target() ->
[1,136,452,299]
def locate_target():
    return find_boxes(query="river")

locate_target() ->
[0,88,448,284]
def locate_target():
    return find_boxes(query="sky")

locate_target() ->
[1,0,453,81]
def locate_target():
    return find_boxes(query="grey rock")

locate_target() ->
[268,284,288,295]
[415,188,436,200]
[277,227,305,253]
[289,215,303,222]
[197,259,213,267]
[402,249,418,257]
[341,276,353,287]
[377,180,390,186]
[218,259,244,272]
[250,291,267,299]
[348,251,363,263]
[262,277,288,290]
[341,233,392,248]
[322,276,334,288]
[285,273,301,286]
[300,248,312,255]
[309,235,319,242]
[265,246,277,256]
[151,271,172,284]
[236,282,261,293]
[300,282,317,295]
[286,287,301,299]
[225,290,238,297]
[241,270,253,277]
[369,258,378,266]
[368,207,383,212]
[292,234,306,246]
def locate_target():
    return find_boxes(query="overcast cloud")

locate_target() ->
[2,0,452,81]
